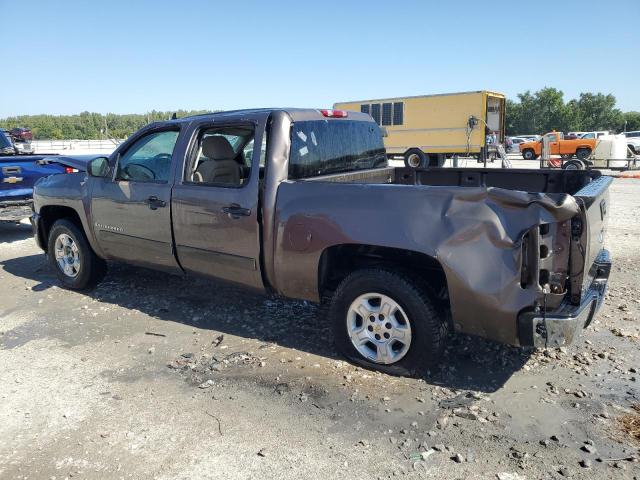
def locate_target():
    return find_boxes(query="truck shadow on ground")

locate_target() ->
[1,254,531,393]
[0,221,33,244]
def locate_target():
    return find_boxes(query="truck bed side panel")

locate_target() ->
[273,181,580,345]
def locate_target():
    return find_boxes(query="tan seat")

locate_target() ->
[194,136,241,185]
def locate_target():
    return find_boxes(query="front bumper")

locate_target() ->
[30,212,46,250]
[518,249,611,348]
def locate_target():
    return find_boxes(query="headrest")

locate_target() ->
[202,136,235,161]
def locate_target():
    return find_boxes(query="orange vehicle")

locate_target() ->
[519,132,596,160]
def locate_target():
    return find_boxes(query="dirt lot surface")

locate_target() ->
[1,179,639,480]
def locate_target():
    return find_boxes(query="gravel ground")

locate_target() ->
[0,178,639,480]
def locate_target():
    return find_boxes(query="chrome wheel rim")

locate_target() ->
[346,293,412,365]
[407,154,421,168]
[54,233,80,278]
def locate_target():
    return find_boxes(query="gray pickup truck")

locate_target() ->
[31,108,612,376]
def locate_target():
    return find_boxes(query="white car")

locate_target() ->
[622,131,640,155]
[13,142,35,154]
[579,131,610,139]
[507,137,529,153]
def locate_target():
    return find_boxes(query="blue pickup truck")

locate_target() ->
[0,130,90,221]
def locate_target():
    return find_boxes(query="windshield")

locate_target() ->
[289,120,386,179]
[0,131,13,149]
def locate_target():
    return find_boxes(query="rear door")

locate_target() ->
[171,115,268,290]
[89,127,181,272]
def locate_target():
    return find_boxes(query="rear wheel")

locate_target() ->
[47,219,107,290]
[575,148,591,160]
[404,148,427,168]
[522,149,537,160]
[327,268,446,377]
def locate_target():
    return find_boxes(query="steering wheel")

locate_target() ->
[153,153,173,163]
[122,163,155,181]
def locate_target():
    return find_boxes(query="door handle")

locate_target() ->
[146,195,166,210]
[222,204,251,218]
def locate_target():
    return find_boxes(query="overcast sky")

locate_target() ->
[1,0,638,117]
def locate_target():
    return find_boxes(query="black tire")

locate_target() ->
[47,219,107,290]
[562,160,585,170]
[327,268,447,377]
[403,148,427,169]
[522,149,537,160]
[575,148,591,161]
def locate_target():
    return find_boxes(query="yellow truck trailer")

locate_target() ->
[334,90,506,167]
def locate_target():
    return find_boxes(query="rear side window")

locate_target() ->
[289,120,387,179]
[360,104,370,115]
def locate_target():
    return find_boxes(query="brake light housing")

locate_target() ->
[320,109,348,118]
[64,166,78,174]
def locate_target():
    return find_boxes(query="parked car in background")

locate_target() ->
[508,137,528,153]
[0,130,16,155]
[580,131,610,139]
[10,127,33,142]
[519,132,596,160]
[1,151,82,221]
[622,131,640,154]
[31,108,612,375]
[516,135,541,142]
[7,127,35,154]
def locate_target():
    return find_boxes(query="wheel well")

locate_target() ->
[38,205,84,252]
[318,244,450,307]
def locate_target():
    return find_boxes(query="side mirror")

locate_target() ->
[87,157,110,178]
[380,127,389,138]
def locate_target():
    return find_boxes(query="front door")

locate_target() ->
[89,128,181,272]
[171,118,266,290]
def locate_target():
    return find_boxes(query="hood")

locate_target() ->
[39,154,106,172]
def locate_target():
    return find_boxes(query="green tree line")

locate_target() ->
[506,88,639,135]
[1,91,638,139]
[0,110,210,140]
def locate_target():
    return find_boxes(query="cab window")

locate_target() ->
[116,130,179,182]
[184,125,256,187]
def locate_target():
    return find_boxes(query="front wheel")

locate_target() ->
[522,149,537,160]
[47,219,107,290]
[327,268,447,377]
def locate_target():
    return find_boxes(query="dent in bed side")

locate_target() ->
[272,181,580,346]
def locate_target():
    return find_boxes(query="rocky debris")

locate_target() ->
[579,458,592,468]
[451,453,465,463]
[198,379,215,389]
[496,474,526,480]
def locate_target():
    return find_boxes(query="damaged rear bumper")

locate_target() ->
[518,249,611,348]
